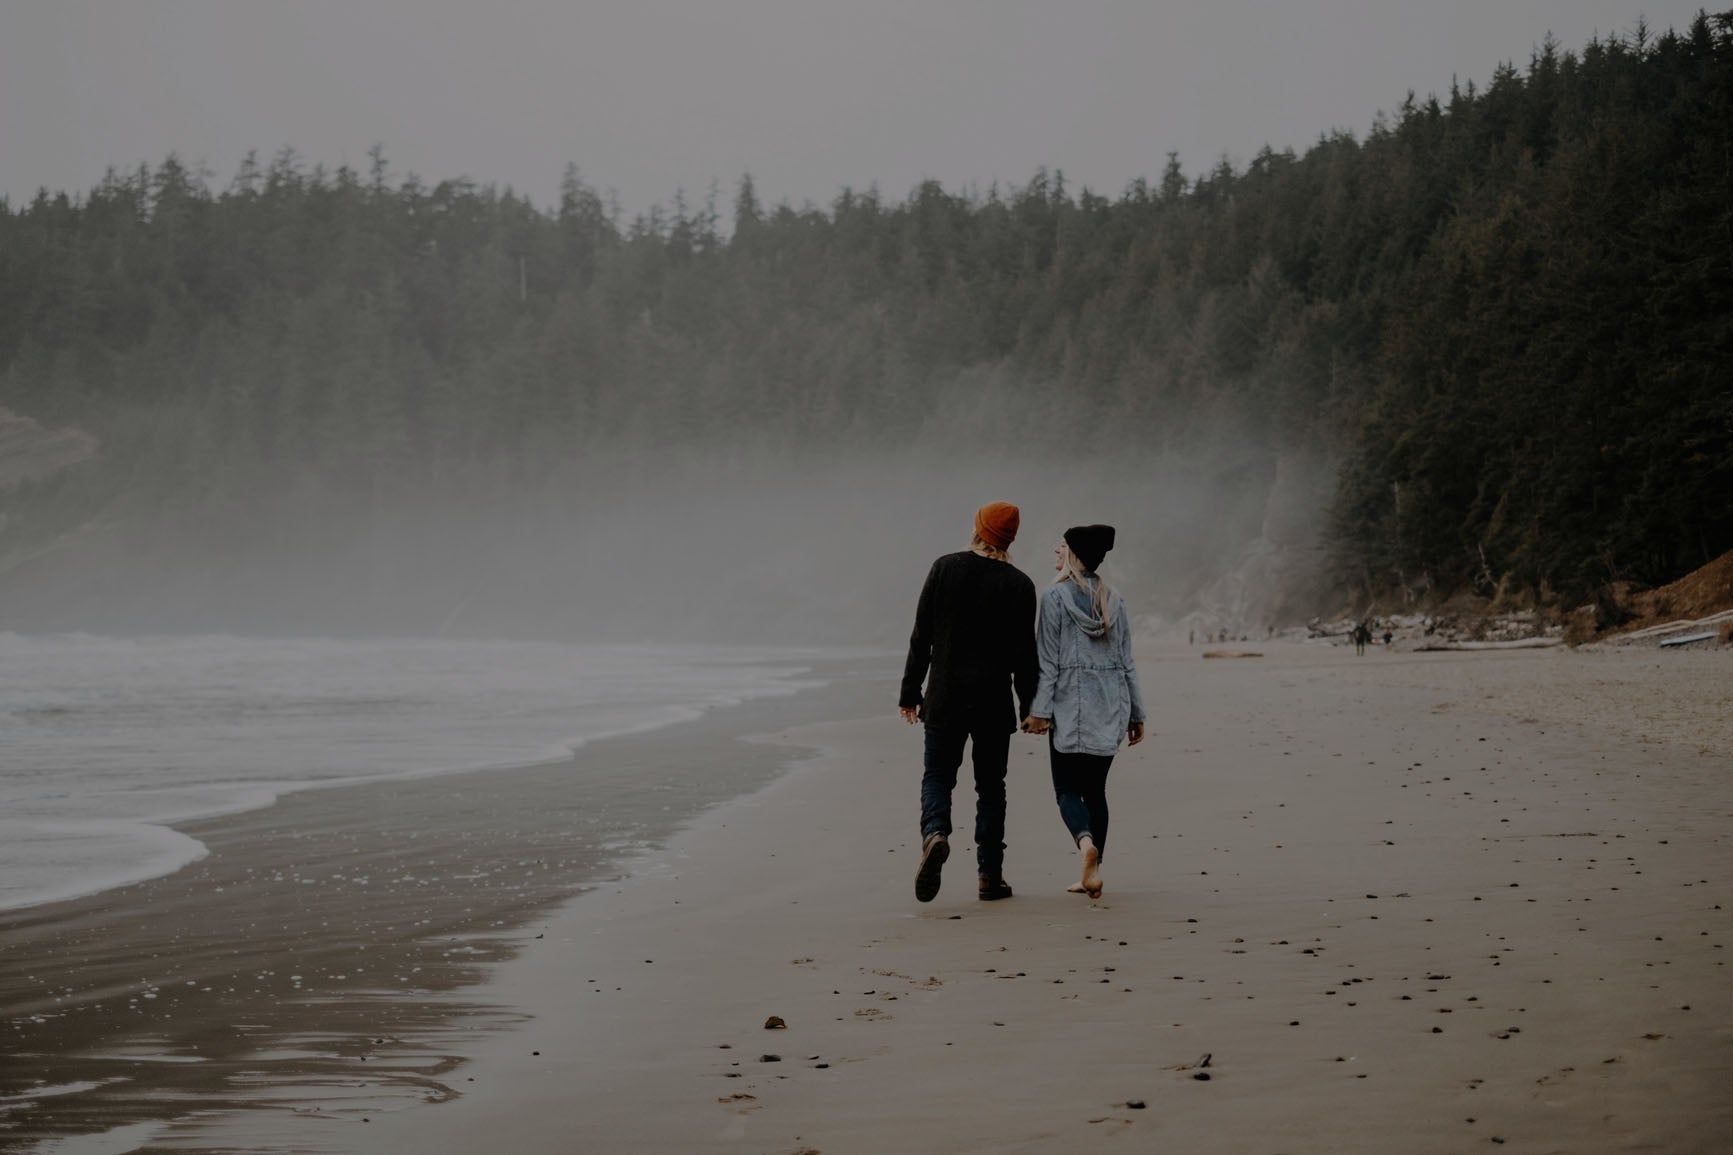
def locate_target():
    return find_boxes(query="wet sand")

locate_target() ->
[167,640,1731,1155]
[0,664,881,1152]
[8,642,1731,1154]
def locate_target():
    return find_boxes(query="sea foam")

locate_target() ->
[0,634,820,913]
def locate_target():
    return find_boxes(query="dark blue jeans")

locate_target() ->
[920,720,1011,878]
[1050,743,1113,859]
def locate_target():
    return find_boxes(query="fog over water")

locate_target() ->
[6,13,1723,641]
[0,437,1320,645]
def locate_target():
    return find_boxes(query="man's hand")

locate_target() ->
[1022,715,1050,735]
[1128,721,1145,746]
[899,706,920,725]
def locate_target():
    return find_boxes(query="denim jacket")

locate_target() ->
[1029,576,1146,756]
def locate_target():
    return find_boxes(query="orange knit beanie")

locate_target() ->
[974,501,1021,549]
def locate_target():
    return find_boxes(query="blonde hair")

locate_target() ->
[970,534,1011,563]
[1057,545,1114,637]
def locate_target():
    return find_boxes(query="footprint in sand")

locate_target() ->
[1088,1116,1135,1129]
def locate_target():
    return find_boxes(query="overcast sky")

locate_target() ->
[0,1,1709,215]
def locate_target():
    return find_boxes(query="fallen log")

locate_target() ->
[1615,608,1733,642]
[1412,638,1563,652]
[1657,631,1718,648]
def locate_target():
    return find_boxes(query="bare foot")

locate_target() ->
[1065,882,1087,894]
[1081,843,1103,899]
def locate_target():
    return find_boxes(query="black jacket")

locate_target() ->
[899,550,1038,731]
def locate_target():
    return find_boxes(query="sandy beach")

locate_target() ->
[6,641,1726,1144]
[104,639,1723,1155]
[0,664,880,1152]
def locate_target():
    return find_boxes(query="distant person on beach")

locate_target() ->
[1022,525,1146,899]
[900,502,1038,903]
[1353,622,1370,655]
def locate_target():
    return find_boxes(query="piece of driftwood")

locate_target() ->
[1202,650,1263,659]
[1657,631,1718,648]
[1617,608,1733,642]
[1413,638,1563,652]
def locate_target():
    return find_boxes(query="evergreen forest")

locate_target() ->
[1,15,1729,638]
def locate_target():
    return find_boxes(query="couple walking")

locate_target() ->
[899,501,1145,903]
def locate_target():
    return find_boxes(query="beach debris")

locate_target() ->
[759,1053,782,1062]
[1202,650,1263,659]
[1658,630,1717,647]
[763,1015,787,1030]
[1166,1052,1214,1072]
[1125,1099,1147,1109]
[1414,638,1562,651]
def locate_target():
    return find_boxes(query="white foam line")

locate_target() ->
[0,824,209,914]
[0,673,825,915]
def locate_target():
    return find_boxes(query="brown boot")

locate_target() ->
[978,875,1014,901]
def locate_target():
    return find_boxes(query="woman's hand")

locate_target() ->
[899,706,920,724]
[1022,715,1050,735]
[1127,721,1145,745]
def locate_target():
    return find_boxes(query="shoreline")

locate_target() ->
[0,635,842,916]
[0,659,884,1152]
[189,640,1730,1155]
[7,642,1731,1154]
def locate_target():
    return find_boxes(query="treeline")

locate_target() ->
[1,14,1729,610]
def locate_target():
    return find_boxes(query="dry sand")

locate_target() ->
[169,641,1732,1155]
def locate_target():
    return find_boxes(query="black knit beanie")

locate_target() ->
[1063,524,1116,572]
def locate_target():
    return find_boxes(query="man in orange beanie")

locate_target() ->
[899,502,1038,902]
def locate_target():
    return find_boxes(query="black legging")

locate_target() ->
[1050,741,1113,859]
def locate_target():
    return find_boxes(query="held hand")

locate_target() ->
[899,706,920,725]
[1021,715,1050,735]
[1127,721,1145,746]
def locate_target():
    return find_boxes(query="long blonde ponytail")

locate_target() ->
[1057,548,1113,637]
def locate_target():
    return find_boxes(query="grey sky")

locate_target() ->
[0,1,1708,215]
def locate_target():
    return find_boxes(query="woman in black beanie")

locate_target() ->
[1022,524,1146,898]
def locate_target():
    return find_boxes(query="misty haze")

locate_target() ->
[1,5,1730,1153]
